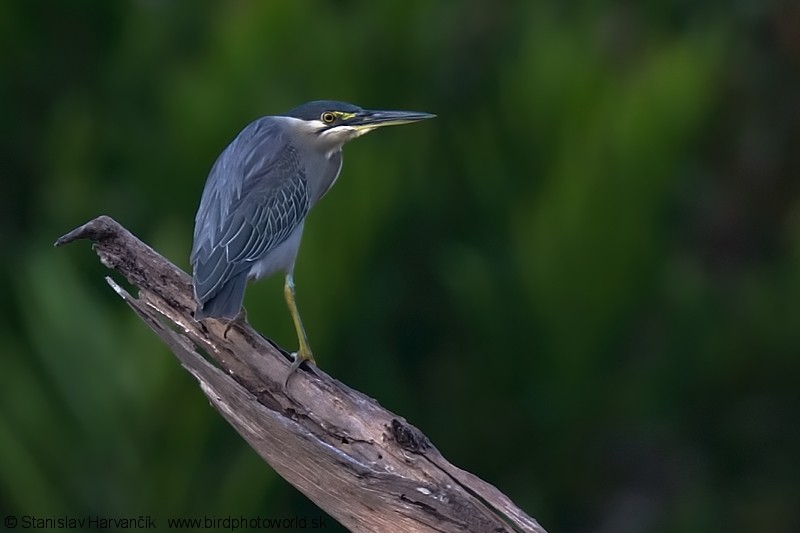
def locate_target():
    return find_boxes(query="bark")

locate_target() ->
[55,215,547,533]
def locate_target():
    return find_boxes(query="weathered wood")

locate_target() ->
[55,215,547,533]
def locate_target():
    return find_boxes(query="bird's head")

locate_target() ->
[283,100,435,152]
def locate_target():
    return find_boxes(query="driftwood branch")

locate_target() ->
[55,215,547,533]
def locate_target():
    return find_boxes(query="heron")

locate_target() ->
[190,100,434,384]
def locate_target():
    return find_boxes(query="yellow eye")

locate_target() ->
[321,112,336,124]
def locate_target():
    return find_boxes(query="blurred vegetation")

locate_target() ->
[1,1,799,531]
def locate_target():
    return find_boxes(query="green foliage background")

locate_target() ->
[2,1,799,531]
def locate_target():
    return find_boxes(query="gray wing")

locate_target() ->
[191,118,309,318]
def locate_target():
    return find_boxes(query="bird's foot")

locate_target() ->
[283,346,316,389]
[223,308,248,339]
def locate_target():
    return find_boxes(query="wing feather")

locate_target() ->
[191,118,310,307]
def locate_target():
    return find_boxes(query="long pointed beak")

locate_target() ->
[349,109,436,130]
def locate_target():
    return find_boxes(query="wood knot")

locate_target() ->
[390,419,431,453]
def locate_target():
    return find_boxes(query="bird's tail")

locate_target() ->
[194,270,248,320]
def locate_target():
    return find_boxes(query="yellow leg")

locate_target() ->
[283,273,315,387]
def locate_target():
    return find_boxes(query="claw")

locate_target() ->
[221,308,247,339]
[283,348,316,389]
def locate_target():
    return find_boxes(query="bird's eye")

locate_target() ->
[321,112,336,124]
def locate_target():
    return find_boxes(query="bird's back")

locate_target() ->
[191,117,311,319]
